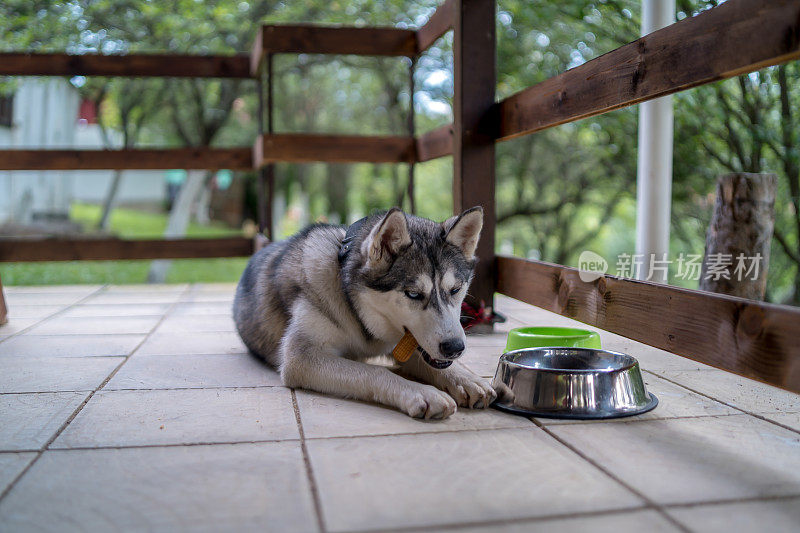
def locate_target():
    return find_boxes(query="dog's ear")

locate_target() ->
[364,208,411,267]
[443,206,483,260]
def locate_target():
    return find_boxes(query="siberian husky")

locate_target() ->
[233,207,497,419]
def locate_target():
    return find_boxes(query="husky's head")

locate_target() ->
[351,206,483,369]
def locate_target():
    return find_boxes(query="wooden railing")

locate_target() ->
[1,0,799,393]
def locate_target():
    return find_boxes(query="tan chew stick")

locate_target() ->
[392,330,419,363]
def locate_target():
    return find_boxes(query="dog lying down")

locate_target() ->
[233,206,501,419]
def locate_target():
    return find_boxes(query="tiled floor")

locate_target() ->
[0,284,798,532]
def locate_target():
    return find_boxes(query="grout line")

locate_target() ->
[535,411,745,427]
[645,371,800,437]
[0,284,189,505]
[44,438,301,452]
[0,384,284,395]
[532,420,692,533]
[291,389,327,533]
[0,285,110,345]
[662,492,800,510]
[354,505,651,533]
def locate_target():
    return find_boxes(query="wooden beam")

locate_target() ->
[251,24,416,72]
[254,134,415,165]
[495,0,800,141]
[453,0,496,309]
[0,148,252,171]
[0,52,252,78]
[0,237,254,262]
[416,124,453,162]
[415,0,455,53]
[496,255,800,395]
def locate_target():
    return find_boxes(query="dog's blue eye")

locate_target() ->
[404,290,423,300]
[450,286,462,295]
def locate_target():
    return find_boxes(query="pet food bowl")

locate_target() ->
[505,326,601,352]
[492,347,658,419]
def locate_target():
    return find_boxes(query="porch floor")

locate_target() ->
[0,283,798,532]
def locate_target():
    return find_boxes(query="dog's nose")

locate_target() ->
[439,339,465,359]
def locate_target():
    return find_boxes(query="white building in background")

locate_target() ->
[0,78,167,227]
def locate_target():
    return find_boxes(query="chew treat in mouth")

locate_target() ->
[391,329,453,369]
[391,330,418,362]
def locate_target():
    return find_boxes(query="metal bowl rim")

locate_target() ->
[498,347,639,374]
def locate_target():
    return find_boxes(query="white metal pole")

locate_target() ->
[635,0,675,282]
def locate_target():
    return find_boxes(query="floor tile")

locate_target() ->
[25,316,161,335]
[667,497,800,533]
[0,443,317,533]
[189,282,237,291]
[759,411,800,433]
[464,332,508,348]
[137,331,246,355]
[82,291,183,305]
[0,357,122,393]
[0,452,36,494]
[61,303,171,318]
[549,414,800,505]
[52,387,298,448]
[652,369,800,414]
[171,302,236,316]
[537,373,737,426]
[0,318,39,337]
[308,428,642,532]
[463,343,504,378]
[5,305,64,320]
[155,314,236,333]
[105,354,281,390]
[4,285,101,294]
[0,335,144,357]
[429,509,679,532]
[105,284,188,292]
[297,391,533,439]
[179,292,234,303]
[0,392,87,451]
[5,293,89,306]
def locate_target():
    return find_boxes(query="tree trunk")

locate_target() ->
[326,164,349,224]
[0,273,8,326]
[97,170,123,231]
[194,172,213,225]
[147,170,206,283]
[699,173,776,300]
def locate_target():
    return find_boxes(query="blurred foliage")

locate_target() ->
[1,0,799,304]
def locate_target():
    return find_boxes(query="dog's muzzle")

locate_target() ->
[420,347,453,369]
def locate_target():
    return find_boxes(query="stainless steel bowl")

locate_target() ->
[492,347,658,419]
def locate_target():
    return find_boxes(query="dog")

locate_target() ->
[233,206,497,419]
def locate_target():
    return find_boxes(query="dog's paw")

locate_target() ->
[439,368,497,409]
[400,384,457,420]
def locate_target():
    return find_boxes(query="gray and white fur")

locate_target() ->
[233,207,496,419]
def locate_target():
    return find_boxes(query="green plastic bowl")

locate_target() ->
[505,326,601,352]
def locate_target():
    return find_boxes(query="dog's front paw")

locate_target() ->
[400,384,457,420]
[439,368,497,409]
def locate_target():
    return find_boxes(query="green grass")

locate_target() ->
[70,203,241,239]
[2,204,249,286]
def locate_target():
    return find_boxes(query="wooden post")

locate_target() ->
[256,54,275,241]
[407,57,416,214]
[265,53,275,241]
[0,273,8,325]
[699,173,776,300]
[453,0,496,311]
